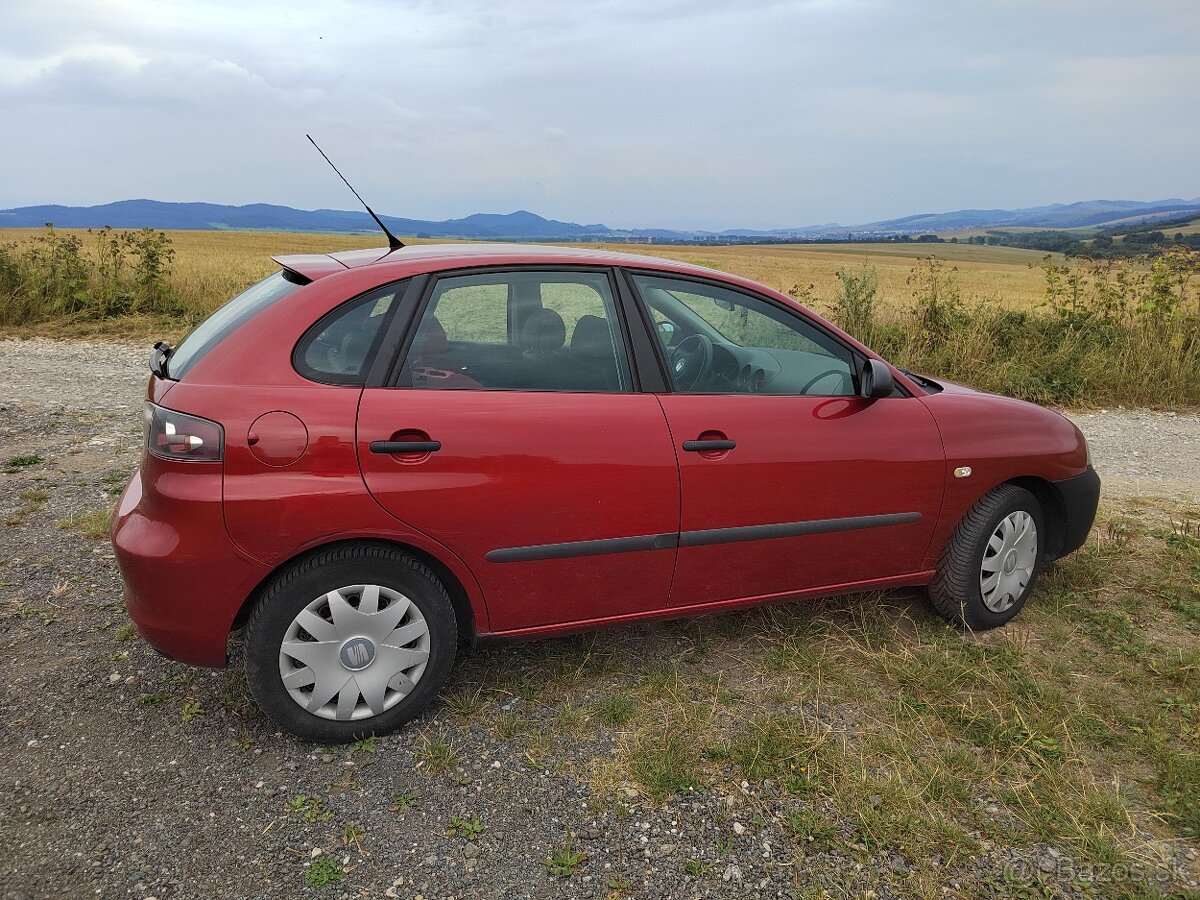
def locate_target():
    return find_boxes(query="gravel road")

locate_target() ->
[1,337,1197,900]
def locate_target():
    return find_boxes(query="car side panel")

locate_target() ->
[356,390,681,631]
[660,394,946,606]
[918,388,1090,570]
[159,381,492,631]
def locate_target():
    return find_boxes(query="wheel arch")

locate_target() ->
[1003,475,1067,560]
[229,538,481,642]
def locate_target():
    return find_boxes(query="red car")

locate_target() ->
[113,242,1099,742]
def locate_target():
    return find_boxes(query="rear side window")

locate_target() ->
[168,271,302,379]
[294,282,406,385]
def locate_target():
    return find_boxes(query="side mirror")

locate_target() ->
[859,358,895,399]
[656,321,676,343]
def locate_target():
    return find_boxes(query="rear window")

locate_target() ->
[167,271,302,379]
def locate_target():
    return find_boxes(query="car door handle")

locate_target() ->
[682,439,736,452]
[370,440,442,454]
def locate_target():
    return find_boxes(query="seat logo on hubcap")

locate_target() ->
[1002,549,1018,574]
[339,637,376,671]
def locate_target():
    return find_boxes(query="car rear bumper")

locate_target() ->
[1052,465,1101,559]
[112,465,270,667]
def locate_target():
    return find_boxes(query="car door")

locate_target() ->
[357,267,680,633]
[626,271,945,609]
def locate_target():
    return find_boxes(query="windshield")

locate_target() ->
[166,271,302,379]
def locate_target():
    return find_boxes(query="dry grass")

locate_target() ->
[0,227,1053,318]
[582,240,1055,310]
[57,507,113,540]
[449,501,1200,894]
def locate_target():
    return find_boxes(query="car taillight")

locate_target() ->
[145,402,224,462]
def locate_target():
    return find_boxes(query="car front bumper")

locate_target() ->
[1052,465,1101,559]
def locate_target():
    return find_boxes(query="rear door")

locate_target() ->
[627,271,945,608]
[357,267,680,632]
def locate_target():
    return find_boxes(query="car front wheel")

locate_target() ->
[929,484,1044,630]
[245,543,457,742]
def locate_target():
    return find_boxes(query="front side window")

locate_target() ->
[294,282,405,385]
[403,270,630,392]
[632,274,857,396]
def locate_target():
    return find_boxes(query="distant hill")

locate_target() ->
[1,196,1198,241]
[861,199,1200,234]
[0,200,610,240]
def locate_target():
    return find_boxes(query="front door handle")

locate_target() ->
[370,440,442,454]
[682,439,736,452]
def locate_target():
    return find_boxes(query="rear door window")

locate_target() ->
[294,283,405,385]
[402,270,631,392]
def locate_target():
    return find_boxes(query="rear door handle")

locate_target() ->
[682,439,736,452]
[370,440,442,454]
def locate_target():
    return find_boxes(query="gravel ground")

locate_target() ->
[1,337,1197,900]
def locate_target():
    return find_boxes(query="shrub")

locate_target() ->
[0,224,182,325]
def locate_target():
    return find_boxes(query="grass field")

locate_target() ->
[449,497,1200,894]
[1,227,1197,408]
[0,227,1055,323]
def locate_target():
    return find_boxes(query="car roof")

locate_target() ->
[273,242,727,283]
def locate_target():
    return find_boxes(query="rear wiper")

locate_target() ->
[149,340,174,378]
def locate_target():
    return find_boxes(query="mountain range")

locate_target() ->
[1,197,1198,241]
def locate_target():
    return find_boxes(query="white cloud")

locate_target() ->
[0,0,1196,227]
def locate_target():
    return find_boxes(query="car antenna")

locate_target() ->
[305,134,404,251]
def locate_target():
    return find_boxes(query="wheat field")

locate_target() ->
[0,227,1056,317]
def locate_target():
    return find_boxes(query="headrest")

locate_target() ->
[413,316,448,357]
[518,308,566,352]
[570,315,613,359]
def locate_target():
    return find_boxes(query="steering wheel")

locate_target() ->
[800,368,852,396]
[670,334,714,391]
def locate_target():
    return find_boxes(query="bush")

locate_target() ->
[866,250,1200,406]
[0,225,182,326]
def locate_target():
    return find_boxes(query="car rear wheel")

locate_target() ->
[929,484,1044,630]
[245,543,456,742]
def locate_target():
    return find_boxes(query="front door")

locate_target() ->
[628,272,945,608]
[357,268,680,632]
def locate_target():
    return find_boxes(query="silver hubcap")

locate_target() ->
[278,584,430,721]
[980,511,1038,613]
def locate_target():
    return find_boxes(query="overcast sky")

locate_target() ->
[2,0,1197,230]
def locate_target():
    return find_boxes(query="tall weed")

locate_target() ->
[0,225,182,325]
[827,250,1200,406]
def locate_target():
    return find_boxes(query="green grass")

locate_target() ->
[544,845,587,877]
[5,454,43,473]
[287,794,332,824]
[592,695,635,727]
[416,734,458,775]
[446,814,485,840]
[303,857,343,888]
[57,508,112,540]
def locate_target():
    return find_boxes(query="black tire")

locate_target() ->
[245,543,457,743]
[929,484,1044,630]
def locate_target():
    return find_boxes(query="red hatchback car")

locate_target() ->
[113,242,1099,741]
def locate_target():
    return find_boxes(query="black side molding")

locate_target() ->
[486,532,678,563]
[487,512,921,563]
[679,512,921,548]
